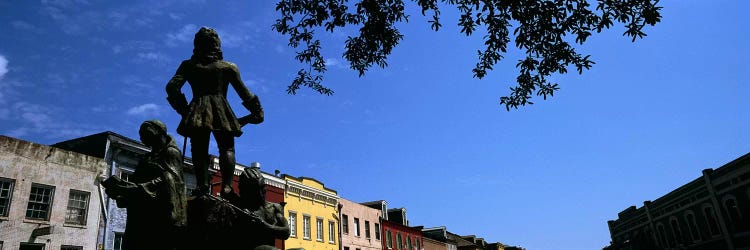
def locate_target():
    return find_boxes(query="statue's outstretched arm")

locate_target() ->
[166,61,189,116]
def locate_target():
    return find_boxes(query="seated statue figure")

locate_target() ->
[102,120,187,250]
[238,167,291,250]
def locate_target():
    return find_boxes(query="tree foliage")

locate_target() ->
[272,0,662,110]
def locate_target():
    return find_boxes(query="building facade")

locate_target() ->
[283,175,340,250]
[381,208,424,250]
[0,135,106,250]
[607,152,750,250]
[422,226,457,250]
[423,236,447,250]
[340,198,383,250]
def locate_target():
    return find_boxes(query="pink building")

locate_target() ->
[340,198,383,250]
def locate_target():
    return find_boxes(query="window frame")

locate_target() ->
[365,220,371,239]
[113,232,124,250]
[386,229,393,249]
[0,177,15,217]
[668,216,682,247]
[375,223,381,240]
[722,195,743,226]
[684,211,701,243]
[316,217,324,241]
[342,214,349,234]
[703,204,721,237]
[65,189,90,225]
[25,183,55,221]
[396,233,403,250]
[354,217,360,237]
[303,214,311,240]
[328,220,336,243]
[289,212,298,238]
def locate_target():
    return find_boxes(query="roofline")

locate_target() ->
[282,174,338,193]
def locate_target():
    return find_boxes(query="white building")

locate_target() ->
[0,135,106,250]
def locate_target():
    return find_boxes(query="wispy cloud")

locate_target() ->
[11,21,39,33]
[118,74,160,97]
[166,24,197,47]
[168,13,182,20]
[0,54,15,104]
[216,21,261,49]
[136,52,170,65]
[5,102,100,140]
[325,58,347,69]
[127,103,160,116]
[111,40,156,54]
[0,55,8,80]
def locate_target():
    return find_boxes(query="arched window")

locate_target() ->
[703,204,721,237]
[684,211,701,242]
[656,223,670,248]
[669,217,682,247]
[723,195,743,230]
[396,233,403,250]
[723,196,742,221]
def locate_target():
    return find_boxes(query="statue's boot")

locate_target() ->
[219,147,239,201]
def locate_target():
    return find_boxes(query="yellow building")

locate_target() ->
[283,175,340,250]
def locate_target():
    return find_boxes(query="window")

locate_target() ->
[26,183,54,220]
[685,212,701,242]
[703,205,721,236]
[0,178,14,217]
[65,190,89,225]
[416,238,421,250]
[344,247,350,250]
[61,246,82,250]
[289,212,297,237]
[397,233,403,250]
[342,214,349,234]
[365,220,371,239]
[113,232,124,250]
[118,168,132,182]
[407,236,412,250]
[316,218,324,241]
[386,230,393,249]
[19,243,44,250]
[669,217,682,246]
[303,215,311,239]
[328,220,336,243]
[723,197,742,225]
[354,217,360,236]
[375,223,381,240]
[656,223,668,248]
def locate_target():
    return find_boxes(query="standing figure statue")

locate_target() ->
[166,27,264,197]
[101,120,188,250]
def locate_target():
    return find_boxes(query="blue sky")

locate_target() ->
[1,0,749,249]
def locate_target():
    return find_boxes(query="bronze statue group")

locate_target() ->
[101,27,289,250]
